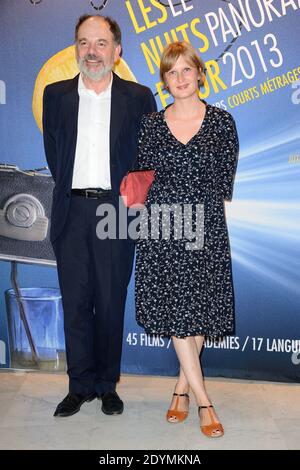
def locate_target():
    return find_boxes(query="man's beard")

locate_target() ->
[77,54,113,81]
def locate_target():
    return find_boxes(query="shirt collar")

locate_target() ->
[78,73,113,98]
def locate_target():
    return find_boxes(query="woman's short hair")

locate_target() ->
[160,41,205,88]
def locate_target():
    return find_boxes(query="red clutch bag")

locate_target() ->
[120,169,155,208]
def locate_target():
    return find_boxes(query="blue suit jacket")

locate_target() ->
[43,73,157,242]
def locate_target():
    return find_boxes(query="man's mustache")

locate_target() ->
[83,54,103,62]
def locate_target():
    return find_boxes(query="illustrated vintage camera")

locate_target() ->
[0,164,56,265]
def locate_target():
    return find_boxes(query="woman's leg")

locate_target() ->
[172,336,222,434]
[169,336,203,395]
[172,336,211,405]
[167,336,205,421]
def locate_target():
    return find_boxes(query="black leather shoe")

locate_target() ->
[53,392,97,417]
[100,391,124,415]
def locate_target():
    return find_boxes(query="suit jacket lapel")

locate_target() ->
[110,73,127,160]
[63,73,127,189]
[63,75,79,169]
[65,73,127,163]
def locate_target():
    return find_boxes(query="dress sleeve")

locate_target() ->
[216,112,239,201]
[135,114,155,170]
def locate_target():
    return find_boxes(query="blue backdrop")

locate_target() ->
[1,0,300,382]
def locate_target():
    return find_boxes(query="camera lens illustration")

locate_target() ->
[0,194,49,242]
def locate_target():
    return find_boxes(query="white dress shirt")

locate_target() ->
[72,73,112,189]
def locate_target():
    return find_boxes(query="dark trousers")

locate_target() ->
[52,193,135,396]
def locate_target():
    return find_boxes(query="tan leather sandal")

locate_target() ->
[198,405,224,438]
[166,393,189,423]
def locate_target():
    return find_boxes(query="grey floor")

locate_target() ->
[0,370,299,450]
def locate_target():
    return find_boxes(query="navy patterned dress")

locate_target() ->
[135,103,239,338]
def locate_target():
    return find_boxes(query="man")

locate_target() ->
[43,14,156,417]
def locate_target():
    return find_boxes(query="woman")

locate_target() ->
[135,41,239,438]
